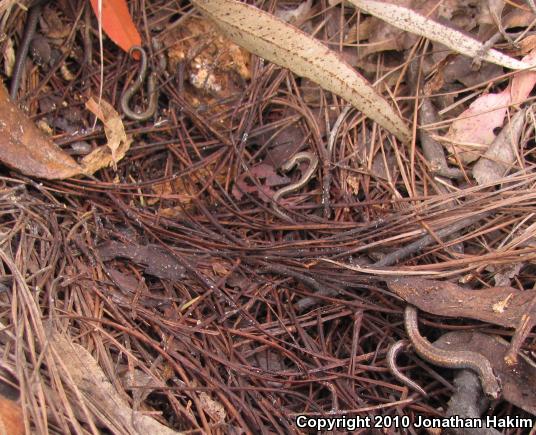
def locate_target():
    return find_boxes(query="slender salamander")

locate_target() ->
[404,305,501,399]
[272,151,318,221]
[120,45,158,121]
[386,339,428,396]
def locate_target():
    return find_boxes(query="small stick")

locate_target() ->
[504,294,536,365]
[9,0,44,100]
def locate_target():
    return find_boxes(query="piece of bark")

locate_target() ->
[386,276,534,329]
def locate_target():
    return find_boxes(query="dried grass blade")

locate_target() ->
[191,0,411,142]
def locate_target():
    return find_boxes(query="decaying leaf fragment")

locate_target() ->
[191,0,411,143]
[97,240,186,281]
[162,16,251,132]
[0,396,24,435]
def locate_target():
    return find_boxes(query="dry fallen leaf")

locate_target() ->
[82,97,132,172]
[97,240,186,281]
[150,160,231,211]
[0,83,132,179]
[3,39,15,78]
[510,50,536,104]
[199,392,226,424]
[445,90,511,163]
[89,0,142,56]
[232,163,289,201]
[503,7,536,32]
[275,0,313,24]
[353,0,429,59]
[478,0,504,28]
[0,83,83,179]
[192,0,411,142]
[445,49,536,163]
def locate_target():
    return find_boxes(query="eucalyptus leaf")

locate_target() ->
[349,0,530,70]
[192,0,411,142]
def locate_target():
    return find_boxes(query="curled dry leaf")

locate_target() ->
[0,83,83,179]
[349,0,530,70]
[81,97,132,173]
[191,0,411,142]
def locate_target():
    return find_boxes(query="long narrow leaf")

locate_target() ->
[350,0,530,70]
[192,0,411,142]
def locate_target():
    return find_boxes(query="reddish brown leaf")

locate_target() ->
[0,396,24,435]
[0,83,82,179]
[446,49,536,163]
[90,0,142,55]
